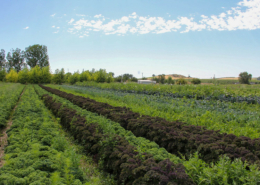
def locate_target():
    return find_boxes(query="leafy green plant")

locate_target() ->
[36,84,260,184]
[0,85,87,184]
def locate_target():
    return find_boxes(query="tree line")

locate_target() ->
[0,44,49,72]
[0,44,253,85]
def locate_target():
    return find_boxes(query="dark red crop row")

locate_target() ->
[39,85,260,166]
[38,92,194,185]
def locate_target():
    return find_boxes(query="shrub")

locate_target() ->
[176,78,187,85]
[18,68,29,84]
[191,78,201,84]
[6,69,18,82]
[167,77,175,84]
[68,72,80,84]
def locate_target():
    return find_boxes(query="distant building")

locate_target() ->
[137,80,156,84]
[257,77,260,80]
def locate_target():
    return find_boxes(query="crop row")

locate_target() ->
[39,85,260,167]
[0,83,24,128]
[35,85,260,184]
[57,84,260,139]
[36,87,193,184]
[0,86,86,184]
[75,81,260,104]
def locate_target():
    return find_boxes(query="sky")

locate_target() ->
[1,0,260,78]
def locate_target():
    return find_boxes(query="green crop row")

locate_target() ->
[0,83,24,128]
[0,85,113,185]
[75,81,260,104]
[38,85,260,185]
[48,84,260,139]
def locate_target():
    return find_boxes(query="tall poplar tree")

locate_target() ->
[24,44,49,68]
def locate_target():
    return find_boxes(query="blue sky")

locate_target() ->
[1,0,260,78]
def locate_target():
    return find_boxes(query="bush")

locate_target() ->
[191,78,201,84]
[68,72,80,84]
[167,77,175,84]
[106,73,114,83]
[176,78,187,85]
[131,77,138,82]
[18,68,29,84]
[6,69,18,82]
[52,68,65,84]
[80,70,91,82]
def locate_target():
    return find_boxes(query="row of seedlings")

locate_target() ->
[0,83,25,128]
[34,86,194,185]
[35,85,260,184]
[75,81,260,104]
[0,85,97,184]
[39,85,260,166]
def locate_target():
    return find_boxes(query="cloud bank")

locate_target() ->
[66,0,260,37]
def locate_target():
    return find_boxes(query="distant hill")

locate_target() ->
[148,74,192,80]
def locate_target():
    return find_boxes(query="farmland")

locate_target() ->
[1,82,260,184]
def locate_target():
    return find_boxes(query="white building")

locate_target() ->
[137,80,156,84]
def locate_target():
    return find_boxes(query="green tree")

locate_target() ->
[80,70,91,82]
[95,69,107,83]
[191,78,201,84]
[106,73,114,83]
[24,44,49,68]
[52,68,65,84]
[176,78,187,85]
[0,68,6,81]
[158,74,166,84]
[167,76,174,84]
[18,68,29,84]
[0,49,6,68]
[68,72,80,84]
[239,72,252,84]
[6,48,25,72]
[65,72,72,83]
[41,66,52,83]
[28,65,42,83]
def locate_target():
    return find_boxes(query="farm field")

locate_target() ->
[75,81,260,103]
[1,83,260,184]
[0,83,24,128]
[49,84,260,138]
[39,85,260,184]
[0,85,116,185]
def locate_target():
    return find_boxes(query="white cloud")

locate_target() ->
[53,31,59,33]
[52,26,55,28]
[51,13,56,17]
[76,14,86,17]
[67,0,260,36]
[23,26,29,29]
[56,27,60,29]
[94,14,103,18]
[68,18,75,24]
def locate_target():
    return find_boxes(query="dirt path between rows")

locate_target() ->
[0,86,26,168]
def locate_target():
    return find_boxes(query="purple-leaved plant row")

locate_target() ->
[37,91,194,185]
[39,85,260,167]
